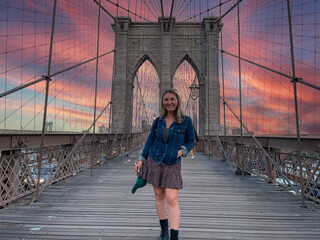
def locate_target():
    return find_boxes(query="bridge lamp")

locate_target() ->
[189,81,199,131]
[189,81,199,100]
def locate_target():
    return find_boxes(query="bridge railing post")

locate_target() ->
[265,148,274,183]
[236,143,240,171]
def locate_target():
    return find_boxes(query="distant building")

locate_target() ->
[99,124,108,133]
[232,128,241,135]
[45,121,53,131]
[232,127,254,135]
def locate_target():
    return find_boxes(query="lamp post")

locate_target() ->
[189,80,199,129]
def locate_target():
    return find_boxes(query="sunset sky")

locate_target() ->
[0,0,319,135]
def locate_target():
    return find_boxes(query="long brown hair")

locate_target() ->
[159,89,185,124]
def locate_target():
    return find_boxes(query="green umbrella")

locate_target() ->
[131,177,147,194]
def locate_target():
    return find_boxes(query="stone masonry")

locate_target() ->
[111,17,221,135]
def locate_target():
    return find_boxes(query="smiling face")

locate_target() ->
[162,92,178,113]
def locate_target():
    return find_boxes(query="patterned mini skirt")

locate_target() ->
[137,157,183,189]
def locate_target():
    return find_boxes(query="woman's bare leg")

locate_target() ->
[153,186,167,219]
[165,188,180,230]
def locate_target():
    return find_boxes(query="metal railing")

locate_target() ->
[197,136,320,205]
[0,132,147,207]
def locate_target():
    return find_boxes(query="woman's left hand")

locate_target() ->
[177,150,182,158]
[135,160,143,172]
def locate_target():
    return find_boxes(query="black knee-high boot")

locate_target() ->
[158,219,169,240]
[170,229,179,240]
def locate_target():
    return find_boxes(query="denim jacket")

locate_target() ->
[139,115,195,165]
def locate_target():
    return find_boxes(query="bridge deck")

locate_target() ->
[0,150,320,239]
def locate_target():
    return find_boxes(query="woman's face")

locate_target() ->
[163,92,178,113]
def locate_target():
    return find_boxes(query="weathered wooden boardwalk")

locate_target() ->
[1,149,320,239]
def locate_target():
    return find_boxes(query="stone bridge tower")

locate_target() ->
[111,17,222,135]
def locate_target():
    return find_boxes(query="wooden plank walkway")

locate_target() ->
[0,149,320,239]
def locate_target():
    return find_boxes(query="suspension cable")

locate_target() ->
[160,0,165,19]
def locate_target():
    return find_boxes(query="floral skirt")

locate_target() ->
[137,157,183,189]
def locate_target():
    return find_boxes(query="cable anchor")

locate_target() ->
[291,77,302,83]
[42,75,52,81]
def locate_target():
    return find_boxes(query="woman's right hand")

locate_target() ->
[135,160,143,172]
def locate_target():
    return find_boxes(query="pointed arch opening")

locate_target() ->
[173,59,199,130]
[132,60,159,133]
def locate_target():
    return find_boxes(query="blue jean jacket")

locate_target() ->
[139,115,195,165]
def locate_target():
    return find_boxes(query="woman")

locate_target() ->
[135,89,195,240]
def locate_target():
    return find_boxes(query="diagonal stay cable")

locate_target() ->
[92,0,118,23]
[197,95,234,172]
[0,49,114,99]
[104,0,152,22]
[1,27,169,130]
[0,0,163,100]
[135,75,151,125]
[30,73,131,202]
[177,0,234,22]
[30,100,112,202]
[169,0,175,21]
[160,0,165,19]
[28,24,166,200]
[221,96,300,194]
[214,0,242,25]
[163,19,316,135]
[142,0,159,21]
[168,24,314,188]
[1,24,166,101]
[1,24,163,100]
[174,0,192,19]
[170,25,319,111]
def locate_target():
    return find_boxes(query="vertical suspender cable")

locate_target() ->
[286,0,305,208]
[116,0,119,17]
[128,0,130,17]
[4,6,9,129]
[205,0,210,143]
[91,0,102,177]
[110,0,120,134]
[199,0,202,21]
[20,0,25,130]
[140,0,142,21]
[237,0,244,177]
[199,1,204,137]
[219,0,227,161]
[135,0,137,22]
[207,21,210,155]
[35,0,57,202]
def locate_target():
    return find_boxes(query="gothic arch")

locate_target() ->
[129,52,160,79]
[172,53,202,85]
[111,17,221,134]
